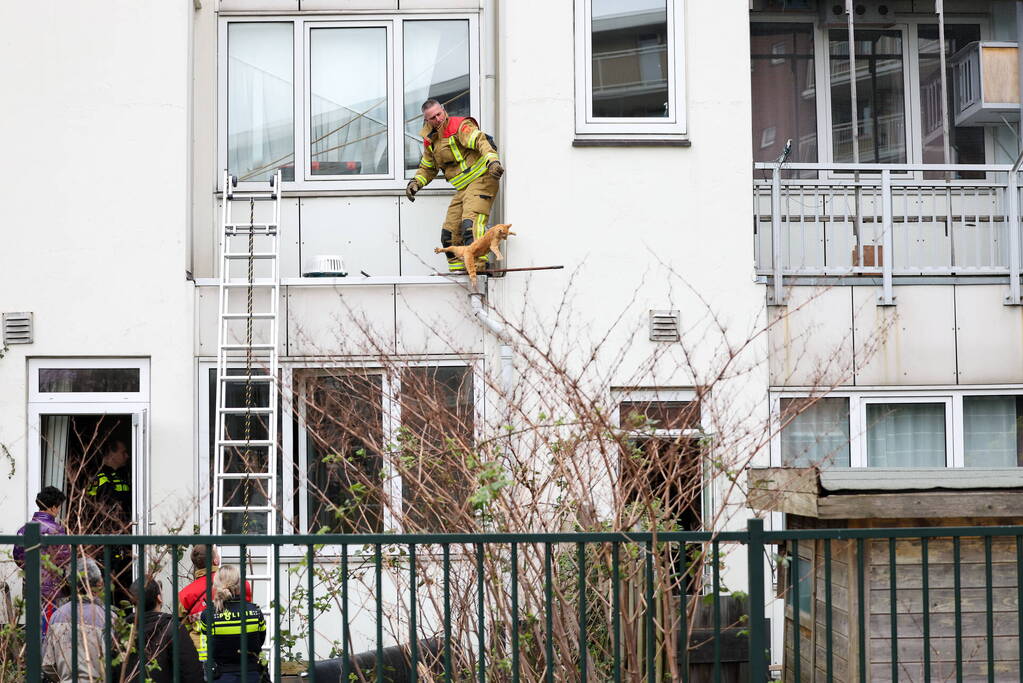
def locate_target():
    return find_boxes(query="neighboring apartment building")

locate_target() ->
[3,0,1023,662]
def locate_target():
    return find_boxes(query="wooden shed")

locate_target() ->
[748,467,1023,683]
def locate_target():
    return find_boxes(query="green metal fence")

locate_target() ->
[8,520,1023,682]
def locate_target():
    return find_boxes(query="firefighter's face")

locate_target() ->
[423,103,448,131]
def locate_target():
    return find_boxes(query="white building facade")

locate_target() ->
[4,0,1023,663]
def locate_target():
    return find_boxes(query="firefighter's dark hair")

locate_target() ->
[421,98,442,112]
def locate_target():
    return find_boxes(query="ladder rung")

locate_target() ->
[225,221,277,228]
[218,439,275,447]
[222,313,276,320]
[224,253,277,259]
[221,343,276,350]
[226,195,279,202]
[220,374,274,382]
[216,472,274,480]
[217,506,274,513]
[222,281,277,288]
[218,407,274,414]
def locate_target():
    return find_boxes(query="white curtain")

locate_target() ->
[964,396,1019,467]
[866,403,945,467]
[41,415,70,493]
[780,397,850,467]
[228,23,294,181]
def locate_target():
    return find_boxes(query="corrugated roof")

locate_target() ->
[819,468,1023,492]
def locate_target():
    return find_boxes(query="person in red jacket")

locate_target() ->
[179,545,252,650]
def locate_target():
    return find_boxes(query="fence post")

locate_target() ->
[879,168,895,306]
[1007,169,1021,305]
[747,518,767,683]
[769,164,786,306]
[23,522,42,679]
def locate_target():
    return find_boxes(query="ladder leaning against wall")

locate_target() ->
[212,169,282,668]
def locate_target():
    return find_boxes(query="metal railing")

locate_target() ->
[9,520,1023,681]
[753,162,1023,306]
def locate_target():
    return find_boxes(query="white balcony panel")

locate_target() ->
[286,286,396,356]
[194,285,286,356]
[395,285,483,355]
[300,196,400,278]
[768,287,853,387]
[853,286,957,386]
[398,192,457,276]
[955,285,1023,384]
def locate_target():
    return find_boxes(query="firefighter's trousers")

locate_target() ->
[440,175,499,272]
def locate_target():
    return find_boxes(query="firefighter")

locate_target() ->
[405,99,505,273]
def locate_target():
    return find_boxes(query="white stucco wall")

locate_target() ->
[0,1,195,533]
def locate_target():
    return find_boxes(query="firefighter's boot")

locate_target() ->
[441,227,464,273]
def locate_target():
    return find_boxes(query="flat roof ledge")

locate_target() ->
[748,467,1023,520]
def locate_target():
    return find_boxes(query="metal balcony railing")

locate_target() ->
[753,162,1023,306]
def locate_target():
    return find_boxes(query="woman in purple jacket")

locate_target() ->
[14,486,71,633]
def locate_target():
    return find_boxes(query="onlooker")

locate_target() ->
[14,486,71,633]
[42,558,107,683]
[124,578,203,683]
[198,565,266,683]
[179,545,252,650]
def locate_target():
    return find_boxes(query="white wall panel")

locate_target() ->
[195,286,286,355]
[300,197,400,277]
[399,0,480,8]
[398,192,458,275]
[853,286,957,385]
[395,285,483,355]
[286,286,396,356]
[955,285,1023,384]
[768,287,854,387]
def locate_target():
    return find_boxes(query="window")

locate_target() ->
[750,18,986,170]
[779,397,850,467]
[219,15,479,189]
[829,29,907,164]
[774,390,1023,468]
[295,364,477,535]
[616,395,703,529]
[750,23,817,166]
[575,0,686,137]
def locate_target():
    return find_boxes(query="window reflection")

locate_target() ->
[403,20,471,173]
[830,30,906,164]
[228,23,294,182]
[591,0,669,118]
[310,27,389,176]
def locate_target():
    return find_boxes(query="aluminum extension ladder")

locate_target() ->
[212,170,282,671]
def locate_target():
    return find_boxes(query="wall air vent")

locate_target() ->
[3,312,33,345]
[649,310,680,342]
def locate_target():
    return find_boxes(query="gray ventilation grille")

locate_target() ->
[3,312,33,345]
[649,310,680,342]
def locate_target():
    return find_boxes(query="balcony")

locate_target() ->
[753,162,1023,305]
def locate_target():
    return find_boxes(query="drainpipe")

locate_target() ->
[469,279,514,395]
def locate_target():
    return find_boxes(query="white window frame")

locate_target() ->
[574,0,687,138]
[217,13,482,193]
[771,386,1023,469]
[29,357,150,404]
[198,358,483,552]
[28,358,151,531]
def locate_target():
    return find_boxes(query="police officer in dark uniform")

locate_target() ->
[87,439,132,601]
[198,564,267,683]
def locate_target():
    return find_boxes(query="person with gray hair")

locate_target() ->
[42,557,109,683]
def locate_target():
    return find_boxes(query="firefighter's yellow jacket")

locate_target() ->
[413,116,500,190]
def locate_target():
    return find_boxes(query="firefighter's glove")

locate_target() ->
[405,180,420,202]
[488,161,505,180]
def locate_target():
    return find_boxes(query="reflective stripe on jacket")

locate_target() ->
[414,116,499,190]
[197,599,266,674]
